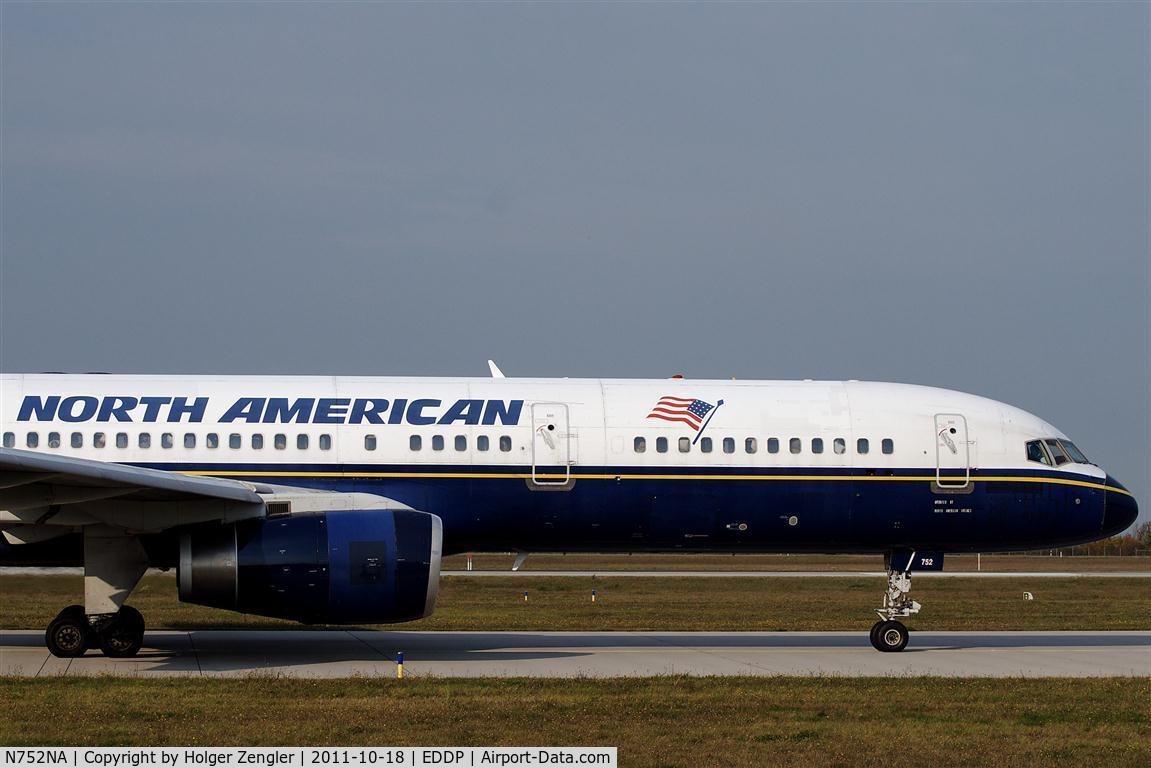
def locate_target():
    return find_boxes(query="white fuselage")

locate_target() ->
[0,374,1099,478]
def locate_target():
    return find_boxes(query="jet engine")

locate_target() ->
[178,508,442,624]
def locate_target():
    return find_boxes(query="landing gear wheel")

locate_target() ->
[869,620,884,649]
[97,608,145,658]
[45,606,90,658]
[117,605,145,634]
[869,559,920,653]
[872,620,909,653]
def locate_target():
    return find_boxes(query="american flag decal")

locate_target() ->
[646,396,716,431]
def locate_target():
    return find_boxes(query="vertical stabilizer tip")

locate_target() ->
[488,360,506,379]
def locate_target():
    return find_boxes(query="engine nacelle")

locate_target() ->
[178,508,442,624]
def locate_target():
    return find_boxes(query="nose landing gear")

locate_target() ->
[869,553,922,653]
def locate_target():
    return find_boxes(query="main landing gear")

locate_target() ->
[44,525,149,659]
[45,605,145,658]
[868,556,921,653]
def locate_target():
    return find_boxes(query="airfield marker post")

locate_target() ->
[397,652,404,679]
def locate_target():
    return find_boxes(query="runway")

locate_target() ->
[2,630,1147,678]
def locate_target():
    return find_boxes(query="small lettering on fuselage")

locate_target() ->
[15,395,524,426]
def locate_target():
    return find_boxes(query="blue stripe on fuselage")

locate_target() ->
[127,463,1109,555]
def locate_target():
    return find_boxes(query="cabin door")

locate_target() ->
[531,402,572,486]
[934,413,970,488]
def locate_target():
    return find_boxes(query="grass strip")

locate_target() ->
[4,574,1150,632]
[1,677,1147,768]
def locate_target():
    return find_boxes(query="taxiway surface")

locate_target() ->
[2,630,1147,678]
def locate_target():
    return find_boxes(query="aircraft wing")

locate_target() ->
[0,448,267,540]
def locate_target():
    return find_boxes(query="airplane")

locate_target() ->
[0,369,1138,656]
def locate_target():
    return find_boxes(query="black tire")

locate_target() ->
[868,620,885,650]
[59,604,98,650]
[875,620,909,653]
[97,609,144,658]
[118,605,145,633]
[45,609,90,658]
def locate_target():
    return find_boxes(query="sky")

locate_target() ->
[1,3,1148,524]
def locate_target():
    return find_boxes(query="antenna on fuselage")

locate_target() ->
[487,360,506,379]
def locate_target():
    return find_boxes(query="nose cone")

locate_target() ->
[1102,476,1139,536]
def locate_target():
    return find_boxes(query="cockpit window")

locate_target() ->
[1044,439,1070,466]
[1059,440,1090,464]
[1026,440,1052,466]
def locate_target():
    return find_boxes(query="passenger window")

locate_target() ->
[833,438,846,455]
[499,436,512,452]
[410,435,422,451]
[229,434,241,449]
[679,437,691,453]
[723,437,735,454]
[71,433,83,449]
[882,438,894,455]
[26,432,39,448]
[700,437,712,453]
[812,438,823,454]
[48,432,61,448]
[477,436,490,452]
[274,434,287,450]
[160,433,173,449]
[116,433,128,449]
[319,434,332,451]
[2,432,13,448]
[432,435,445,451]
[297,434,309,450]
[656,437,668,453]
[634,436,646,453]
[857,438,869,454]
[1044,439,1069,466]
[789,438,801,454]
[1026,440,1051,466]
[207,433,219,449]
[93,433,106,449]
[745,437,757,454]
[365,435,377,451]
[767,438,779,454]
[184,433,196,449]
[139,433,151,449]
[252,434,263,450]
[455,435,467,451]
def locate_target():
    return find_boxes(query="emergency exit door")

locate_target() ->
[531,403,572,486]
[934,413,970,488]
